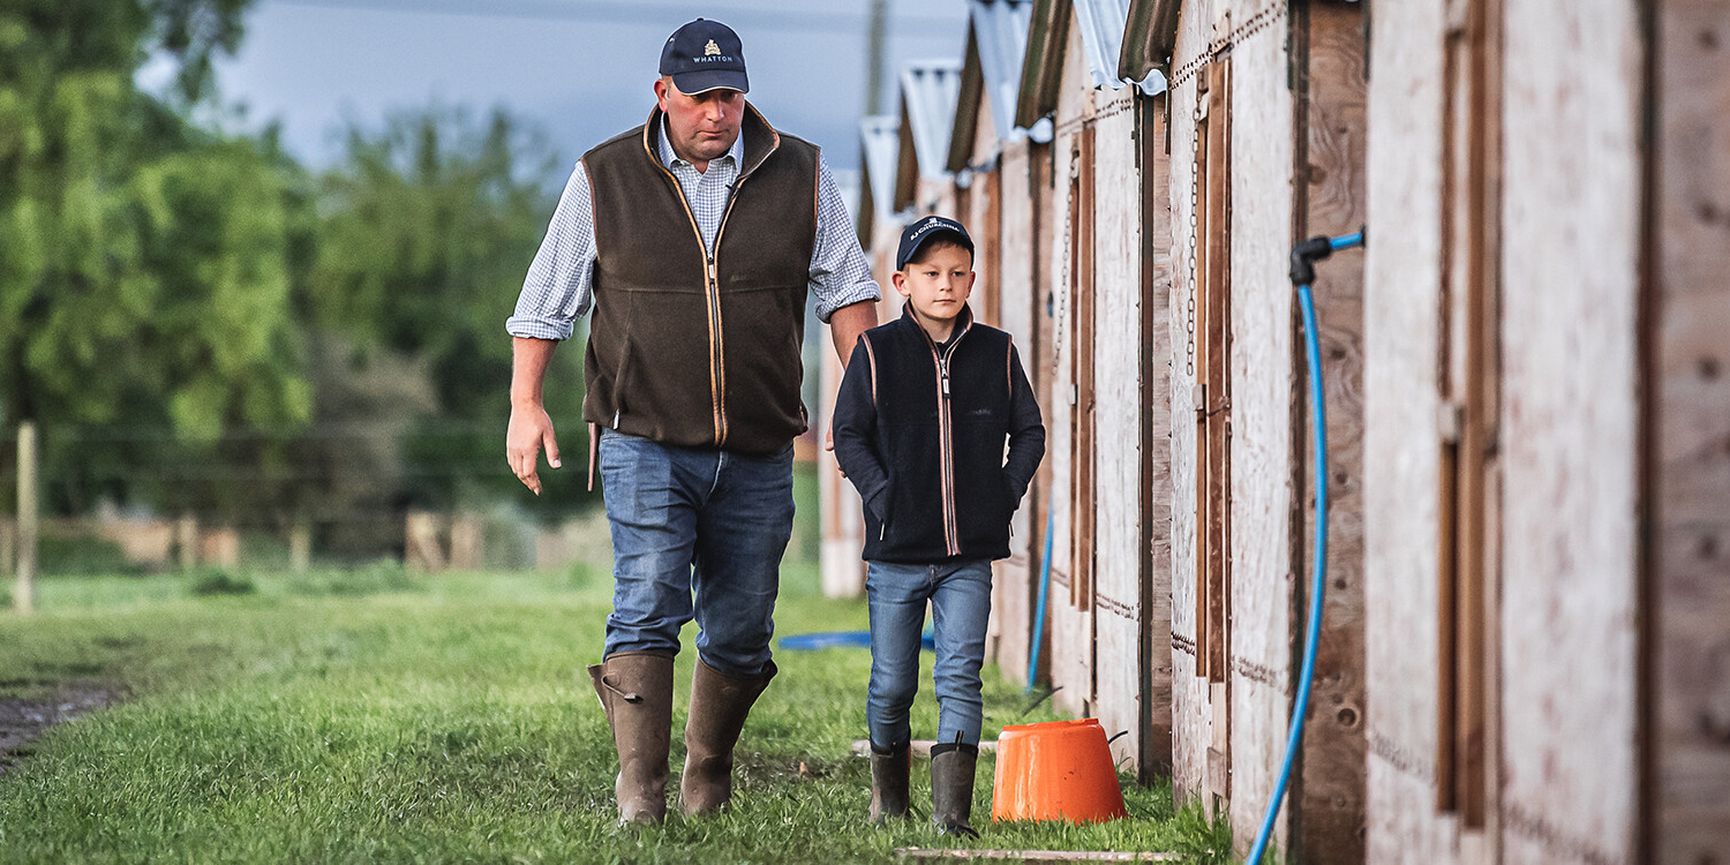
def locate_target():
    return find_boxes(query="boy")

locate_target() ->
[832,216,1046,835]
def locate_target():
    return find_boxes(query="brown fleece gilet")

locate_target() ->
[581,104,819,455]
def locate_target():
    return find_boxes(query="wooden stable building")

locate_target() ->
[894,60,965,224]
[1119,0,1371,859]
[824,0,1729,861]
[1359,0,1730,863]
[1011,0,1171,778]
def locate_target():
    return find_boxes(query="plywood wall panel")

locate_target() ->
[1223,8,1298,853]
[1294,4,1369,862]
[1092,92,1147,769]
[1498,2,1644,862]
[1140,93,1177,777]
[1361,0,1455,858]
[1652,0,1730,861]
[1167,0,1222,812]
[995,141,1040,687]
[1047,18,1096,717]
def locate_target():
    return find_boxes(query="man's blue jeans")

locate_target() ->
[865,559,993,750]
[598,429,794,677]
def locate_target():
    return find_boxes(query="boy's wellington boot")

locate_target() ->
[679,659,777,816]
[588,652,675,825]
[929,743,980,838]
[868,741,911,823]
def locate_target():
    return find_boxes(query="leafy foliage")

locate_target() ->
[304,106,588,518]
[0,0,309,522]
[0,1,593,538]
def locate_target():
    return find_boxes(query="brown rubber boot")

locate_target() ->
[868,741,911,824]
[587,652,675,825]
[678,658,777,816]
[930,743,980,838]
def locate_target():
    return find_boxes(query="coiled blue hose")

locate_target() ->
[1246,230,1363,864]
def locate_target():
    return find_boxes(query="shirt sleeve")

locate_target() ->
[506,162,597,340]
[808,153,882,324]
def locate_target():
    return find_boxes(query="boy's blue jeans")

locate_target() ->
[598,429,794,677]
[865,559,993,750]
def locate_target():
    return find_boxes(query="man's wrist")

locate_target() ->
[510,395,544,411]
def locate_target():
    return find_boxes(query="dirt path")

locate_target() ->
[0,686,120,777]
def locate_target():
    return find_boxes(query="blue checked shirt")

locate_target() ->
[506,120,880,341]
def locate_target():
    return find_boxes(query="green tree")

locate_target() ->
[306,106,592,518]
[0,0,309,518]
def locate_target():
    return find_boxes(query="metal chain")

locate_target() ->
[1167,0,1288,90]
[1185,100,1200,379]
[1170,0,1288,380]
[1055,150,1076,384]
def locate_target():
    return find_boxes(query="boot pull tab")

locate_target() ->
[601,675,643,704]
[587,664,643,705]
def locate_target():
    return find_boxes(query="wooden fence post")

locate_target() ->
[174,513,198,570]
[288,520,312,574]
[15,420,38,613]
[12,420,37,612]
[449,512,484,571]
[404,511,445,572]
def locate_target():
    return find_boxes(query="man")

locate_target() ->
[504,18,879,825]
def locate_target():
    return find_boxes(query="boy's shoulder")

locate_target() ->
[966,320,1012,343]
[858,317,1012,344]
[855,318,1015,366]
[852,320,901,361]
[860,319,901,342]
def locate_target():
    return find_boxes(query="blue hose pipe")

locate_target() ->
[1026,509,1055,692]
[1246,231,1363,864]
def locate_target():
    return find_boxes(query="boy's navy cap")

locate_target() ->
[659,19,749,95]
[895,215,974,270]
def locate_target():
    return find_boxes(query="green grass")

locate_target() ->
[0,562,1231,864]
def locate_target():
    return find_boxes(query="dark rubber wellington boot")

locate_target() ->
[930,743,980,838]
[679,659,777,816]
[868,741,911,824]
[587,652,675,825]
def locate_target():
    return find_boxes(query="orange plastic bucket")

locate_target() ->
[990,718,1129,823]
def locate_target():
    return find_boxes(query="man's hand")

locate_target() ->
[507,402,561,496]
[508,336,562,495]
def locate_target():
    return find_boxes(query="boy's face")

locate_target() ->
[892,242,975,327]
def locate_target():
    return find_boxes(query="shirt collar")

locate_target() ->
[658,117,745,170]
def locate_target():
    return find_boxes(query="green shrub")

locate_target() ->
[38,533,144,577]
[187,570,255,596]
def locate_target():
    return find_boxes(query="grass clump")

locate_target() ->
[287,561,419,597]
[187,569,255,597]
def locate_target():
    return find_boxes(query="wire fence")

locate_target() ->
[1,419,821,581]
[0,419,606,578]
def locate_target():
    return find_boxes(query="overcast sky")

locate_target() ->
[212,0,969,177]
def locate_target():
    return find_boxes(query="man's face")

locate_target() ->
[655,76,745,165]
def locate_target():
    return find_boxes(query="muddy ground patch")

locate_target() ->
[0,685,121,776]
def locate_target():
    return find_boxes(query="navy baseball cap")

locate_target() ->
[659,19,749,95]
[896,215,975,270]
